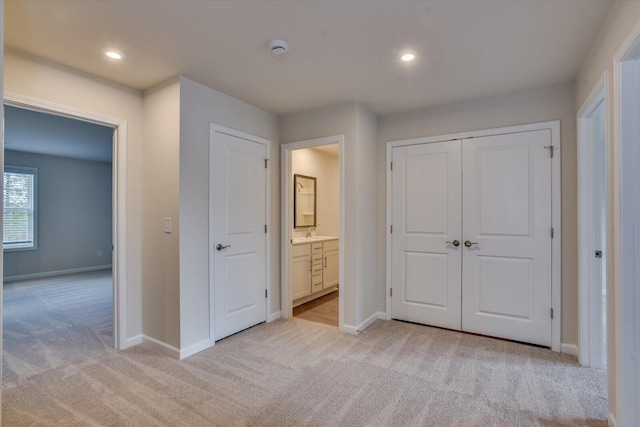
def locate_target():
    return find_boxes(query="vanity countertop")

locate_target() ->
[291,236,339,246]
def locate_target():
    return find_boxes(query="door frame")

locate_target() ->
[577,72,609,368]
[208,124,270,344]
[3,91,129,350]
[612,18,640,427]
[280,135,345,331]
[386,121,562,352]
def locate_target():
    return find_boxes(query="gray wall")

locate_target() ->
[141,76,281,353]
[4,150,112,279]
[574,0,640,420]
[5,50,144,346]
[281,102,380,329]
[179,76,280,350]
[378,82,577,344]
[141,78,181,348]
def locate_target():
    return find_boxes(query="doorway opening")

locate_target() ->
[577,73,609,370]
[281,136,345,330]
[2,105,114,385]
[2,92,128,352]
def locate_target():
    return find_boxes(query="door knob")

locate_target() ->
[216,244,231,251]
[464,241,479,248]
[445,240,460,247]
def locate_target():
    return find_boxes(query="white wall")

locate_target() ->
[141,78,181,348]
[378,82,577,344]
[355,105,379,325]
[291,146,339,237]
[4,150,112,279]
[3,49,144,344]
[574,1,640,422]
[281,102,379,328]
[179,77,280,350]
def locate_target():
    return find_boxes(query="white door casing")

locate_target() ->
[210,126,267,341]
[577,72,609,369]
[461,130,552,347]
[4,92,129,350]
[391,141,463,330]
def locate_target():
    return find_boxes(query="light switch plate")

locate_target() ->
[165,217,172,234]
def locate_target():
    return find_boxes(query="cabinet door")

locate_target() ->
[323,249,339,289]
[291,255,311,300]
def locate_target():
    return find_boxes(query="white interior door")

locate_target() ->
[212,129,267,341]
[461,130,552,346]
[391,141,462,330]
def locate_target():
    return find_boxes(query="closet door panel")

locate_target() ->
[391,141,462,330]
[461,130,552,347]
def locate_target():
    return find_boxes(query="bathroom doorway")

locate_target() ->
[281,136,344,330]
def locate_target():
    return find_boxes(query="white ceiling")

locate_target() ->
[4,106,113,163]
[5,0,612,116]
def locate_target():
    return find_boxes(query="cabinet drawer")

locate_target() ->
[311,243,323,253]
[291,244,310,257]
[312,252,323,261]
[323,240,339,252]
[311,274,323,292]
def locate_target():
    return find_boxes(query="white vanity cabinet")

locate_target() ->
[291,244,311,300]
[322,239,339,289]
[291,238,339,306]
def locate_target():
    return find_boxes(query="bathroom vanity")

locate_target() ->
[291,236,339,307]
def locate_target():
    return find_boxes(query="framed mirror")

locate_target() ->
[294,174,316,229]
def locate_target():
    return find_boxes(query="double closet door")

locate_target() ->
[390,129,553,347]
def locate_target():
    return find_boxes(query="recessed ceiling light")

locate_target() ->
[102,48,126,60]
[401,53,416,62]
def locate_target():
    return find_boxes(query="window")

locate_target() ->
[3,166,38,251]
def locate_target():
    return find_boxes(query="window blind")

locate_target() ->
[3,167,37,250]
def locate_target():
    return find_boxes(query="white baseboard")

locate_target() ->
[141,335,212,360]
[268,311,282,322]
[124,334,143,349]
[341,311,386,336]
[3,264,112,282]
[142,335,181,359]
[357,311,386,333]
[340,324,358,335]
[561,343,579,357]
[608,412,617,427]
[179,338,212,359]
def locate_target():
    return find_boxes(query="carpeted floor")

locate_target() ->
[2,271,607,426]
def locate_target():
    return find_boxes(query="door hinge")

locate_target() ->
[390,225,393,234]
[550,308,554,319]
[544,146,555,158]
[390,161,393,171]
[264,159,268,168]
[265,224,267,234]
[550,227,554,238]
[390,288,393,297]
[265,289,268,298]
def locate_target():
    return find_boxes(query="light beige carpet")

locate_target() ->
[3,272,607,426]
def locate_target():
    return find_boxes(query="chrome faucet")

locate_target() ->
[305,227,314,238]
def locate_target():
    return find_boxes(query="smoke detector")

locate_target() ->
[269,39,289,55]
